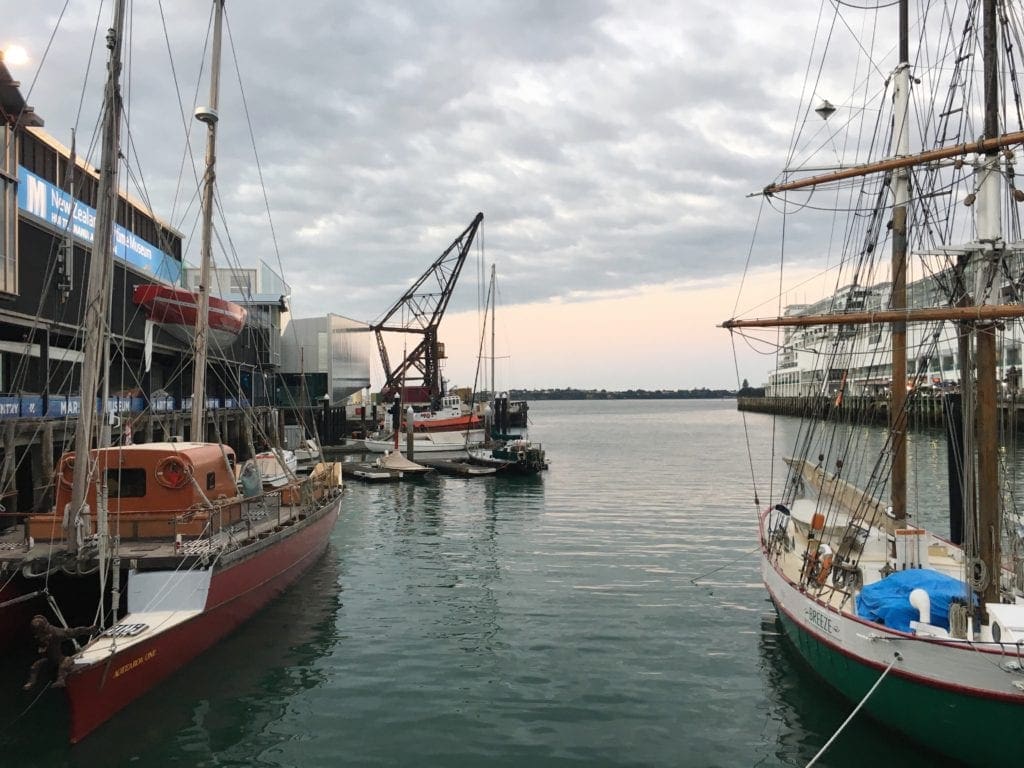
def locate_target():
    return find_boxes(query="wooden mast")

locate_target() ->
[67,0,126,554]
[890,0,910,523]
[190,0,224,441]
[976,0,1001,607]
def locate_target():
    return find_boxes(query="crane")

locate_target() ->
[371,212,484,406]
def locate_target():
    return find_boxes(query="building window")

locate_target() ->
[229,273,251,295]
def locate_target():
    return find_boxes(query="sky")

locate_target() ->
[2,0,848,391]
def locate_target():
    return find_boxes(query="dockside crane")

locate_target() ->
[371,212,484,406]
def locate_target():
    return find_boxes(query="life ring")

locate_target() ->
[155,456,193,489]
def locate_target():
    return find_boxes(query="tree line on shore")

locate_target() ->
[507,384,765,401]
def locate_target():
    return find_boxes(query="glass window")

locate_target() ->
[229,273,251,295]
[107,468,146,498]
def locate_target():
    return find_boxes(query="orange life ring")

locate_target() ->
[155,456,193,489]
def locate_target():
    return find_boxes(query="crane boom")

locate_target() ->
[371,212,484,404]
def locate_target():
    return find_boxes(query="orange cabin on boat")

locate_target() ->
[30,442,243,542]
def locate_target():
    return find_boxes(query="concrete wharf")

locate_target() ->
[737,392,1024,432]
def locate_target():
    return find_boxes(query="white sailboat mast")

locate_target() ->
[190,0,224,441]
[490,264,496,399]
[67,0,126,554]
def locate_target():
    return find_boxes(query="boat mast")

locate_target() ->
[975,0,1002,606]
[490,264,496,400]
[67,0,126,554]
[890,0,910,523]
[190,0,224,441]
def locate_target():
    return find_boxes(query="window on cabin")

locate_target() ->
[207,471,216,490]
[106,468,146,498]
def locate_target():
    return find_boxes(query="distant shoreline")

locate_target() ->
[507,388,765,401]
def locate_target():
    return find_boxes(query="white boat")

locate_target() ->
[293,438,321,465]
[724,2,1024,764]
[253,449,298,487]
[363,428,486,454]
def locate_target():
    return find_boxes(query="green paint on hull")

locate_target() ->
[774,602,1021,766]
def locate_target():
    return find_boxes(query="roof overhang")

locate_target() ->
[0,54,44,128]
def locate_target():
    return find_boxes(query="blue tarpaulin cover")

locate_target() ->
[855,569,970,633]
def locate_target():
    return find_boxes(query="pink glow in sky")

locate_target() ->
[372,265,821,392]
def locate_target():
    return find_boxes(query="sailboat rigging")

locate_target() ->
[464,265,547,474]
[725,1,1024,763]
[0,0,343,743]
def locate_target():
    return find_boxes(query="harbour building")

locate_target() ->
[765,256,1024,400]
[0,55,369,516]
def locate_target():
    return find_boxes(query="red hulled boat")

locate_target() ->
[21,442,343,743]
[407,394,480,432]
[132,283,247,348]
[0,0,344,744]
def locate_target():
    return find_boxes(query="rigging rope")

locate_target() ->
[804,652,902,767]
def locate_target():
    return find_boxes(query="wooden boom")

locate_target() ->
[763,130,1024,195]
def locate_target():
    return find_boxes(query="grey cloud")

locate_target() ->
[7,0,811,323]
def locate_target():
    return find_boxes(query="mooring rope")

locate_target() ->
[0,682,52,736]
[805,651,902,767]
[689,544,762,586]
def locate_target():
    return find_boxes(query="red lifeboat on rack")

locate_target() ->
[132,283,247,348]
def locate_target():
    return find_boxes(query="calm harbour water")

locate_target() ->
[0,400,974,766]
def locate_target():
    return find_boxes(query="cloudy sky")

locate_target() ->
[4,0,847,390]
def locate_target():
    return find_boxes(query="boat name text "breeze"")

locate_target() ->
[113,648,157,679]
[804,606,839,636]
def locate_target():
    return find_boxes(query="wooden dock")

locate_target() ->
[417,458,496,476]
[343,462,403,482]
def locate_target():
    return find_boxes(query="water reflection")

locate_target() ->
[366,473,547,656]
[756,610,961,767]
